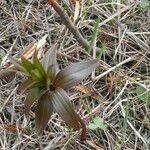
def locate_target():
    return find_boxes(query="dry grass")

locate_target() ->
[0,0,150,149]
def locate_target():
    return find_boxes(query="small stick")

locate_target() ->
[94,57,133,80]
[47,0,89,50]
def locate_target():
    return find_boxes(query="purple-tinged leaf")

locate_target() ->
[51,88,80,130]
[24,87,40,115]
[18,78,32,92]
[42,44,59,74]
[53,59,99,89]
[46,65,56,84]
[18,78,46,93]
[35,92,53,134]
[27,80,46,90]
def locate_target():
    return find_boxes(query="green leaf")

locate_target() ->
[53,59,99,89]
[32,51,46,78]
[88,18,100,52]
[42,44,59,74]
[24,87,40,115]
[30,69,44,80]
[21,56,34,74]
[51,88,80,130]
[136,86,150,106]
[98,44,106,60]
[35,92,53,134]
[139,0,150,9]
[88,117,107,130]
[88,123,98,130]
[8,55,26,73]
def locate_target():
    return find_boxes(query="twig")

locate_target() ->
[47,0,89,50]
[94,57,133,80]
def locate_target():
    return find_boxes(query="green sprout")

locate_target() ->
[8,44,99,140]
[88,117,107,130]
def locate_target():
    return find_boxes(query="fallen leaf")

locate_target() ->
[73,0,81,21]
[74,84,101,100]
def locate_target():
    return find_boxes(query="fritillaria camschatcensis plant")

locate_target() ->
[9,44,99,140]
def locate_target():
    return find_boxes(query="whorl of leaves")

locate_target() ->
[9,44,99,140]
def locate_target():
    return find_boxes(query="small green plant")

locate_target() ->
[88,18,100,53]
[139,0,150,9]
[8,44,99,140]
[88,116,107,130]
[136,85,150,106]
[98,44,106,60]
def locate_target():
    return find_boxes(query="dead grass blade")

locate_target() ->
[73,0,81,22]
[86,140,104,150]
[0,124,29,134]
[74,84,101,100]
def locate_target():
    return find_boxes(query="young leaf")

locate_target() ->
[88,18,100,53]
[30,69,44,80]
[88,123,98,130]
[51,88,80,130]
[98,44,106,60]
[32,51,46,78]
[24,87,40,115]
[35,92,53,134]
[21,56,34,74]
[53,59,99,89]
[88,117,107,130]
[42,44,59,74]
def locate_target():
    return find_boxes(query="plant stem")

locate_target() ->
[77,114,86,141]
